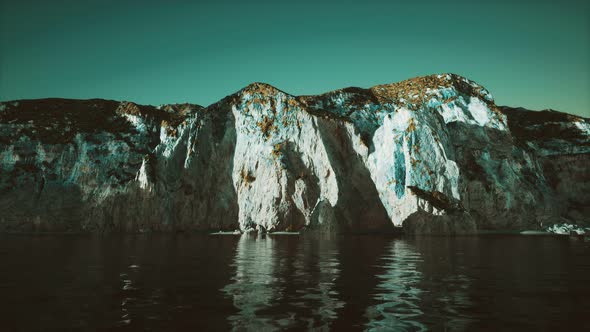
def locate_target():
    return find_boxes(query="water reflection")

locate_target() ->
[431,273,473,330]
[411,237,476,330]
[365,240,426,331]
[292,235,344,329]
[222,234,344,330]
[2,234,589,330]
[223,234,278,330]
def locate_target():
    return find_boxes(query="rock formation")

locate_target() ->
[1,74,588,233]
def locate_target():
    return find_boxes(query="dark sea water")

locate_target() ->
[1,233,589,331]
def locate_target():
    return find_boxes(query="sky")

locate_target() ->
[1,0,589,116]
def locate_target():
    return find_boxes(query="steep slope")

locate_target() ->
[501,107,590,226]
[0,74,588,233]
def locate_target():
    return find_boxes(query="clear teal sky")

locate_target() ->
[1,0,589,116]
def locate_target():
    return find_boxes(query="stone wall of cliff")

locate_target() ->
[1,74,588,233]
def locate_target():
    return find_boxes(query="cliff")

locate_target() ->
[1,74,588,233]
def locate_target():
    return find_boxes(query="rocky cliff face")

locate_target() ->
[1,74,588,233]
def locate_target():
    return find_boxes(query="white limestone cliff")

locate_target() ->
[0,74,588,233]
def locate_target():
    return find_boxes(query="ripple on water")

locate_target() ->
[365,240,427,331]
[2,234,589,330]
[222,234,344,331]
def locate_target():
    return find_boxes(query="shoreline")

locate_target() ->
[1,229,586,237]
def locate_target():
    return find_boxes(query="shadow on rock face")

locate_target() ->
[315,118,394,234]
[0,182,85,232]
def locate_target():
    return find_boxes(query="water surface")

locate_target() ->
[1,234,589,331]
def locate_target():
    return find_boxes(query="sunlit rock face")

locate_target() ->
[0,74,588,233]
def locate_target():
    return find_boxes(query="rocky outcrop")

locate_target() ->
[1,74,588,233]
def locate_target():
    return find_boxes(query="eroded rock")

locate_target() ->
[0,74,588,233]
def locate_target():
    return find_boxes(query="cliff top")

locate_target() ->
[1,74,585,127]
[0,98,203,144]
